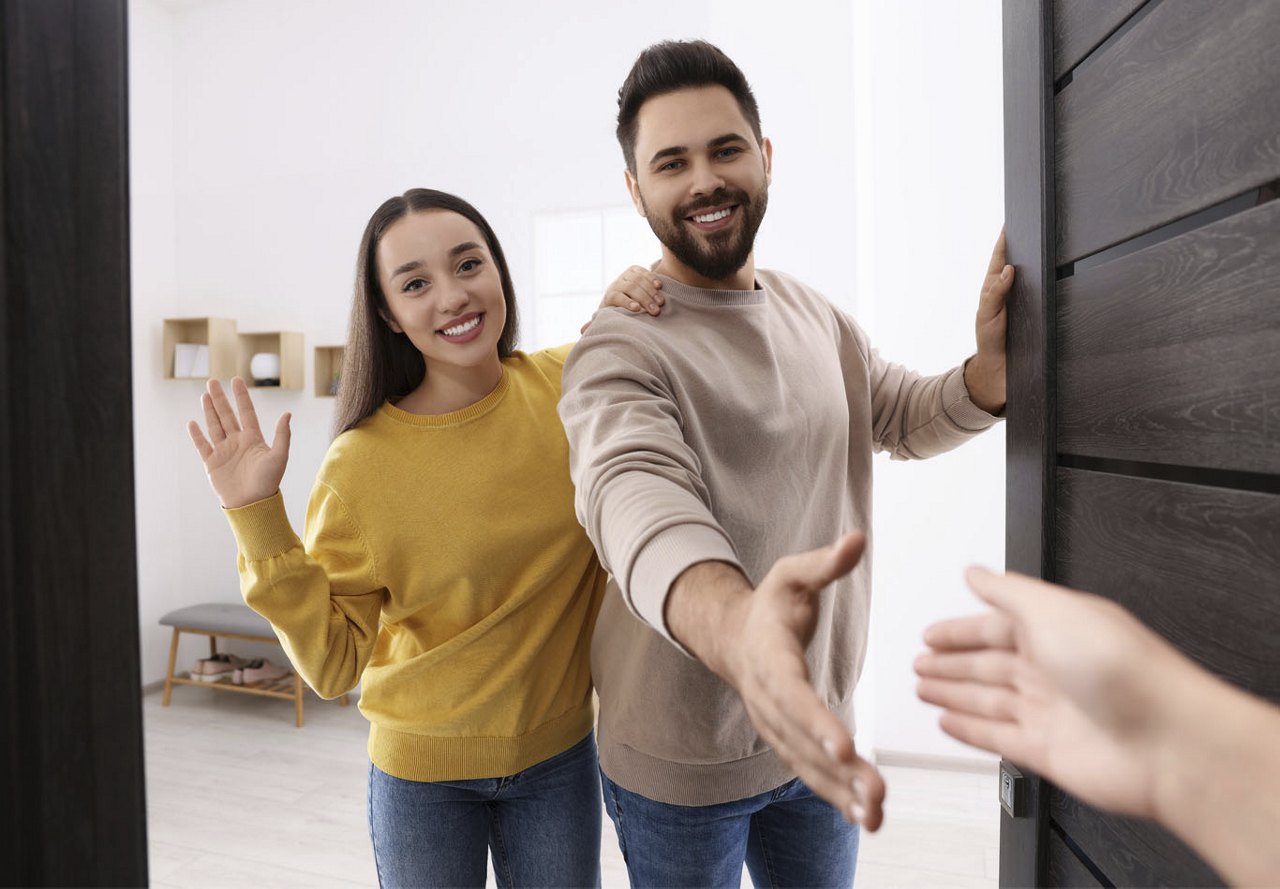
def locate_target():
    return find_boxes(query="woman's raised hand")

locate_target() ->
[581,265,665,333]
[187,377,292,509]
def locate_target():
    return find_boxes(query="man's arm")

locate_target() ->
[664,537,886,830]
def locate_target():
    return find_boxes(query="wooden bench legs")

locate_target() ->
[160,625,349,727]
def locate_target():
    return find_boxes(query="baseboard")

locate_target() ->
[142,679,167,695]
[873,749,998,775]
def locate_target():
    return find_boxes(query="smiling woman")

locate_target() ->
[183,187,664,887]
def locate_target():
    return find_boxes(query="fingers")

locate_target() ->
[850,757,886,831]
[272,411,292,457]
[916,676,1019,723]
[915,649,1018,686]
[231,376,263,437]
[603,265,664,316]
[205,378,242,436]
[922,609,1015,653]
[187,420,213,460]
[201,392,226,443]
[965,566,1054,619]
[937,711,1020,759]
[986,228,1008,275]
[748,666,873,826]
[770,531,867,595]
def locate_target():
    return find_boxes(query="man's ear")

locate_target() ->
[761,136,773,186]
[624,168,646,218]
[378,310,403,334]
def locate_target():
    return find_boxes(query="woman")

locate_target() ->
[187,188,662,888]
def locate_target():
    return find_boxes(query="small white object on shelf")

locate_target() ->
[250,351,281,386]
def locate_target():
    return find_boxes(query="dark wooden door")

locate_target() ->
[0,0,147,884]
[1002,0,1280,885]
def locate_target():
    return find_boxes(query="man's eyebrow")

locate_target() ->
[648,133,749,168]
[707,133,748,149]
[648,145,688,167]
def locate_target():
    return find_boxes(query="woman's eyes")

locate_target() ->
[458,258,482,273]
[403,278,425,292]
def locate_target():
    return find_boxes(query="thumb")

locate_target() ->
[272,412,292,457]
[778,531,866,594]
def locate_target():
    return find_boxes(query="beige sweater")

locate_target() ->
[559,269,999,806]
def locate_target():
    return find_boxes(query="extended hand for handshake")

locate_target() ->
[723,539,1278,887]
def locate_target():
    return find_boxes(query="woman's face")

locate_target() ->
[376,209,507,378]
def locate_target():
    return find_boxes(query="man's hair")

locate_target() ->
[616,40,763,174]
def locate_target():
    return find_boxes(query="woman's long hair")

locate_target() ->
[332,189,519,436]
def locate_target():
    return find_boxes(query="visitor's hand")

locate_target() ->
[963,229,1012,414]
[582,265,664,333]
[915,568,1174,818]
[187,376,292,509]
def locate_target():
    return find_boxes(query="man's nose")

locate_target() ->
[689,159,726,197]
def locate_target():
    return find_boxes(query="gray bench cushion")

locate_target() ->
[159,603,274,638]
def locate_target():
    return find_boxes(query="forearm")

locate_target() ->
[227,491,381,698]
[1152,668,1280,887]
[663,560,752,678]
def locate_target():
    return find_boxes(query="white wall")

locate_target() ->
[853,0,1006,763]
[130,0,1004,766]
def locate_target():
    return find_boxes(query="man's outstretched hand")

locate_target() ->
[666,533,886,829]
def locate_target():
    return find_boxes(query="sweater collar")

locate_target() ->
[655,273,767,307]
[379,366,512,428]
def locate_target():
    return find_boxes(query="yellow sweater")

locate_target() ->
[223,346,605,781]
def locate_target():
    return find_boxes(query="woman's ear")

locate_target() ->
[378,310,404,334]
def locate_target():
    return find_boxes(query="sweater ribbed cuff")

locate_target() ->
[223,491,303,561]
[944,362,1003,430]
[629,524,743,656]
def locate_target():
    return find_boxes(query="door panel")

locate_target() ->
[1057,200,1280,473]
[1056,468,1280,700]
[1051,0,1146,80]
[1055,0,1280,263]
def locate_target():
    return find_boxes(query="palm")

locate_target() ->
[1009,670,1157,818]
[187,377,291,509]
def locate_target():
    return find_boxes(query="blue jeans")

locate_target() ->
[601,770,859,888]
[367,732,601,888]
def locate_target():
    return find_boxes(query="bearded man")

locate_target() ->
[558,39,1012,888]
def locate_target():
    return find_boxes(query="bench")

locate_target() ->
[160,603,349,727]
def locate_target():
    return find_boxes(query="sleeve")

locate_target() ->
[558,326,742,651]
[223,484,384,698]
[837,311,1001,460]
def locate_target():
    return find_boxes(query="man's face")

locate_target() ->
[626,85,772,285]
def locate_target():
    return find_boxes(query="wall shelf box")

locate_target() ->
[314,346,345,397]
[237,331,304,389]
[163,317,237,380]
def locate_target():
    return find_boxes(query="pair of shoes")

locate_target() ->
[233,658,291,686]
[190,653,248,683]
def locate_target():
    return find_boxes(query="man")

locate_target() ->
[558,40,1012,886]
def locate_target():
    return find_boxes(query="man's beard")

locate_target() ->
[642,186,768,283]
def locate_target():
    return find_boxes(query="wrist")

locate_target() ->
[664,561,752,679]
[964,354,1006,414]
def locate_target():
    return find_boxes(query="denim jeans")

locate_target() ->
[367,732,601,888]
[601,770,859,888]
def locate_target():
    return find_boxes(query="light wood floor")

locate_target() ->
[145,688,998,888]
